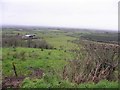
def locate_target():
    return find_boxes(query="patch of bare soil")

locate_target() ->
[2,68,44,89]
[29,68,44,79]
[2,76,25,89]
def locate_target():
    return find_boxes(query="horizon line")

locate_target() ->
[2,24,118,32]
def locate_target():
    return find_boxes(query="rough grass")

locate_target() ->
[78,80,118,88]
[2,47,74,77]
[37,31,76,49]
[21,78,118,88]
[2,30,118,88]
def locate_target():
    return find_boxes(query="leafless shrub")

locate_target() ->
[63,39,119,84]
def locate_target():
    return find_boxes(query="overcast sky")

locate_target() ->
[1,0,119,30]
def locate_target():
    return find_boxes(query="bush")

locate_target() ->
[63,39,119,84]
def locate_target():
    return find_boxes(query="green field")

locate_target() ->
[3,47,74,76]
[2,29,119,88]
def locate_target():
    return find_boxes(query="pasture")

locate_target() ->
[2,28,119,88]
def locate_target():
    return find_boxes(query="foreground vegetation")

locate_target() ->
[2,28,119,89]
[22,79,118,88]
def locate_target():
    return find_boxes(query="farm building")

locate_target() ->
[22,34,36,39]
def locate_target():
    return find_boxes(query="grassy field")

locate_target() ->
[2,29,119,88]
[2,47,74,77]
